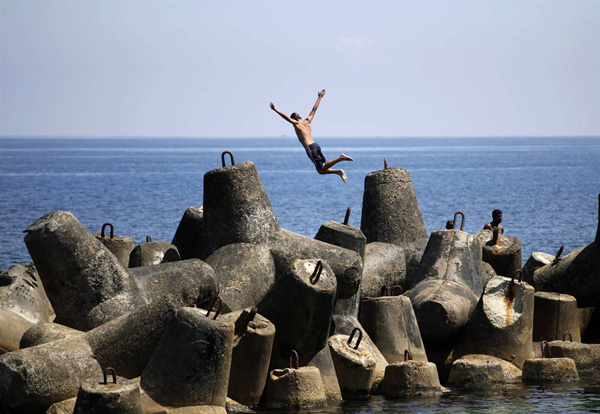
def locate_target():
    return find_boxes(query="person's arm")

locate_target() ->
[270,102,297,124]
[483,223,493,231]
[306,89,325,123]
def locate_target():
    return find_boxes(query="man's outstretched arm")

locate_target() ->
[306,89,325,123]
[270,103,297,124]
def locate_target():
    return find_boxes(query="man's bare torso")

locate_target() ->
[293,120,315,148]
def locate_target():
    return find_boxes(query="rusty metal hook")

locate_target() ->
[384,158,388,169]
[492,227,499,246]
[404,349,413,361]
[103,367,117,385]
[452,211,465,231]
[552,245,565,266]
[289,350,299,369]
[541,341,552,358]
[310,261,323,285]
[205,297,223,320]
[146,235,152,243]
[563,332,573,342]
[101,223,114,239]
[221,151,235,168]
[511,269,523,284]
[343,207,352,226]
[347,327,363,350]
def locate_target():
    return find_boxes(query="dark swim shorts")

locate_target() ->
[305,142,326,170]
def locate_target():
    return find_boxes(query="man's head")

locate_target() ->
[446,220,454,230]
[492,209,503,223]
[290,113,302,121]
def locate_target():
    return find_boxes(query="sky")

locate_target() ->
[0,0,599,138]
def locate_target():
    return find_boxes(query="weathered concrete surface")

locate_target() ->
[448,358,505,388]
[381,361,444,398]
[522,358,579,383]
[476,230,522,277]
[203,161,280,251]
[329,334,376,400]
[0,309,35,354]
[533,292,581,342]
[407,229,483,350]
[481,261,497,288]
[456,354,522,383]
[330,315,387,394]
[548,340,594,375]
[73,376,142,414]
[307,345,343,402]
[427,348,455,385]
[20,322,83,349]
[264,367,327,409]
[361,242,406,298]
[522,252,554,284]
[141,307,234,408]
[359,295,427,363]
[171,206,209,260]
[0,262,54,323]
[129,240,181,268]
[205,243,276,313]
[219,308,275,407]
[46,397,76,414]
[94,229,135,268]
[360,167,428,284]
[455,276,535,368]
[257,259,337,370]
[271,229,362,300]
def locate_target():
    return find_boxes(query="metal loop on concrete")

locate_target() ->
[289,350,299,369]
[404,349,413,361]
[103,367,117,385]
[146,235,152,243]
[206,297,223,320]
[563,332,573,342]
[492,227,499,245]
[452,211,465,231]
[101,222,114,239]
[541,341,552,358]
[343,207,352,226]
[310,261,323,285]
[242,306,259,332]
[511,269,523,284]
[552,244,565,265]
[221,151,235,168]
[347,327,363,350]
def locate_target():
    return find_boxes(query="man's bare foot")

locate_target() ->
[340,170,347,183]
[340,154,354,162]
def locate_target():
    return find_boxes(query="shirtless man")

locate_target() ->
[270,89,353,182]
[483,209,504,234]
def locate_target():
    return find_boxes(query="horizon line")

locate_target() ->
[1,135,600,140]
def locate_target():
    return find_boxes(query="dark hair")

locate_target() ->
[290,113,301,121]
[492,209,502,216]
[446,220,454,230]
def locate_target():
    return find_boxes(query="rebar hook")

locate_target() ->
[347,327,363,350]
[221,151,235,168]
[205,297,223,320]
[452,211,465,231]
[101,223,114,239]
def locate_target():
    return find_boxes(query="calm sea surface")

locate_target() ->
[1,137,600,412]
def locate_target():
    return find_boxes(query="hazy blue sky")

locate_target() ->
[1,0,599,138]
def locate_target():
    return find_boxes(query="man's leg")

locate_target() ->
[320,154,354,170]
[318,167,347,183]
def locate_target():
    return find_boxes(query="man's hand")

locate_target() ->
[269,102,275,110]
[318,89,326,98]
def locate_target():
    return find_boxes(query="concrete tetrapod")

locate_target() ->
[128,237,181,268]
[256,259,337,370]
[314,211,367,318]
[522,251,555,284]
[406,228,484,350]
[93,222,135,268]
[0,263,55,353]
[359,294,427,364]
[171,206,209,260]
[533,292,581,342]
[0,300,183,413]
[360,166,428,283]
[530,194,600,307]
[361,242,407,298]
[205,242,276,313]
[448,358,505,389]
[548,339,594,376]
[330,315,387,394]
[476,229,522,277]
[522,342,579,383]
[20,322,83,349]
[454,274,535,368]
[73,368,142,414]
[218,307,275,407]
[141,304,234,410]
[307,344,343,402]
[329,329,377,400]
[24,210,217,330]
[264,351,327,410]
[381,358,444,398]
[455,354,522,383]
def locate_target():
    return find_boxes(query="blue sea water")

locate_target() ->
[1,136,600,413]
[0,137,599,269]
